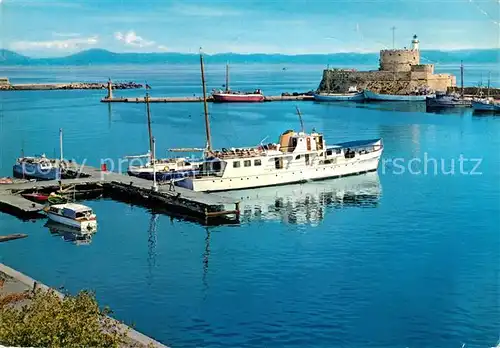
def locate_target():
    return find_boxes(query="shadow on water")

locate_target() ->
[318,100,427,113]
[44,220,94,245]
[223,172,382,226]
[146,213,159,285]
[426,107,473,116]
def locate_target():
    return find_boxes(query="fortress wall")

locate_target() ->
[411,64,434,74]
[318,68,455,94]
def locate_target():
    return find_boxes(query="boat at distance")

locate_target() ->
[211,63,264,102]
[426,91,471,109]
[364,89,434,102]
[44,203,97,233]
[313,92,365,102]
[472,98,500,113]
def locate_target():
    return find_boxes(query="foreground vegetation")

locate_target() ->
[0,289,128,347]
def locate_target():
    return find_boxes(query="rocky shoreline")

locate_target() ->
[0,81,143,91]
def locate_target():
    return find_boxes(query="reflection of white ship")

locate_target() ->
[44,220,93,245]
[224,171,381,225]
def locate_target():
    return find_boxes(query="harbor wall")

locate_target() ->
[318,68,456,95]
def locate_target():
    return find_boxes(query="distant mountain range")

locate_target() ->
[0,48,498,66]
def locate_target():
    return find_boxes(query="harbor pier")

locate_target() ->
[0,164,240,225]
[100,94,314,103]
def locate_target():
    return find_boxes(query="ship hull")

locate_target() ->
[472,101,500,113]
[364,89,432,102]
[313,92,365,102]
[12,163,60,180]
[212,93,264,103]
[46,213,97,233]
[177,149,382,192]
[426,96,471,109]
[127,169,199,181]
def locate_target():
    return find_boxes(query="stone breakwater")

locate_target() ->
[0,81,142,91]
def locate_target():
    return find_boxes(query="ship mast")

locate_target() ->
[487,71,491,97]
[295,106,305,133]
[145,92,154,163]
[200,49,212,152]
[225,62,229,92]
[460,60,464,98]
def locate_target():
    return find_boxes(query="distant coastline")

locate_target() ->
[0,48,498,66]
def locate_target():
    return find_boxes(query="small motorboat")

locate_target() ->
[22,192,50,203]
[313,92,365,102]
[364,89,434,102]
[44,203,97,233]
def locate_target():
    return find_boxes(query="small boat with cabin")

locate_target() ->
[426,91,471,109]
[13,154,62,180]
[472,98,500,113]
[44,203,97,233]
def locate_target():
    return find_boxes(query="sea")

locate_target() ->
[0,63,499,348]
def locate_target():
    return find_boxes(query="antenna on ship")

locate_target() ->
[295,106,305,134]
[199,47,212,152]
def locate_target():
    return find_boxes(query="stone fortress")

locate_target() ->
[318,35,456,95]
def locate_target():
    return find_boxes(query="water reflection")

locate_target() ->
[355,101,427,113]
[225,172,381,226]
[147,213,159,284]
[44,220,93,245]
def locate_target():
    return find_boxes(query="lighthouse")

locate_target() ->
[411,34,420,51]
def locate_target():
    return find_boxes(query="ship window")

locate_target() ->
[305,154,310,165]
[233,161,240,168]
[254,159,261,166]
[336,148,342,154]
[326,150,332,156]
[244,160,251,167]
[295,155,301,160]
[213,161,221,171]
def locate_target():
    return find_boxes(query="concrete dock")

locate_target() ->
[100,94,314,103]
[0,164,240,224]
[0,263,167,347]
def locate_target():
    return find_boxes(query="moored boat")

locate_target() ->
[44,203,97,233]
[22,192,50,203]
[472,98,500,113]
[313,92,365,102]
[126,93,202,181]
[13,154,62,180]
[177,129,383,192]
[211,63,264,102]
[426,92,471,109]
[364,89,434,102]
[212,91,265,102]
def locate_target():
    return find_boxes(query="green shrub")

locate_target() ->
[0,289,128,348]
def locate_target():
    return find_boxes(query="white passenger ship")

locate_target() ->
[177,130,383,192]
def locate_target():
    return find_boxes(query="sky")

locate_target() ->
[0,0,499,57]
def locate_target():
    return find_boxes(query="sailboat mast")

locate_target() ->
[487,71,491,97]
[295,106,305,133]
[460,60,464,98]
[200,51,212,152]
[145,93,154,161]
[225,62,229,92]
[59,128,63,162]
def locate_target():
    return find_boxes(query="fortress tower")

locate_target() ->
[379,35,421,72]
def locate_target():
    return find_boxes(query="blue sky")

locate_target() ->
[1,0,499,56]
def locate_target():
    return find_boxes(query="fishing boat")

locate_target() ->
[44,203,97,233]
[212,63,264,102]
[472,98,500,113]
[426,92,471,109]
[13,129,67,180]
[313,92,365,102]
[426,62,471,110]
[364,89,434,102]
[472,72,500,113]
[126,93,202,181]
[13,154,62,180]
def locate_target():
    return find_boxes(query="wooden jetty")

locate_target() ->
[0,164,240,224]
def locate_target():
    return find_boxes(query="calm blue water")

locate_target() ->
[0,64,499,348]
